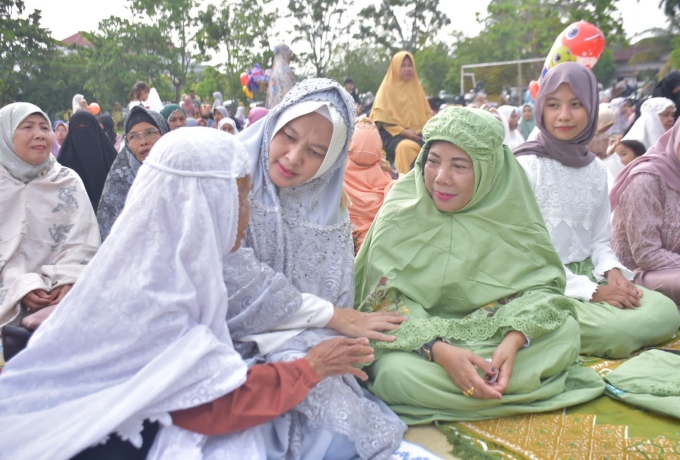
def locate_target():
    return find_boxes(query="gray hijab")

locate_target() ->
[0,102,55,183]
[96,105,169,240]
[233,79,406,458]
[515,62,598,168]
[237,78,356,306]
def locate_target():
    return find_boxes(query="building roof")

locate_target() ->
[61,32,92,48]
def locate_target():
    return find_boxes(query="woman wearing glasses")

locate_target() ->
[97,105,170,241]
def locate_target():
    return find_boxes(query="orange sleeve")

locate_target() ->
[171,359,320,436]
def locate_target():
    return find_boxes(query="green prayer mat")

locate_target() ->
[440,335,680,459]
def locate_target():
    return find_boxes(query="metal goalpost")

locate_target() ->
[460,57,545,95]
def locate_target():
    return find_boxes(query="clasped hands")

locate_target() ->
[433,331,527,400]
[590,268,643,309]
[21,284,72,311]
[20,284,73,329]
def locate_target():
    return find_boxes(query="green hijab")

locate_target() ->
[355,107,575,356]
[160,104,186,122]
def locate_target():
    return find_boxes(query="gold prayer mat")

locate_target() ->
[440,336,680,459]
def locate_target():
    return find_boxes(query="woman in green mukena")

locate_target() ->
[354,107,604,424]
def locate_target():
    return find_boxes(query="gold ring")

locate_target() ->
[463,386,475,398]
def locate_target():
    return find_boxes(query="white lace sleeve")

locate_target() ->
[515,155,538,191]
[565,266,599,301]
[589,184,634,281]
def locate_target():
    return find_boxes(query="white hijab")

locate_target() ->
[271,100,347,180]
[146,87,164,112]
[218,116,239,134]
[497,105,526,150]
[0,102,55,183]
[623,97,675,149]
[237,78,353,227]
[72,94,86,113]
[0,127,263,459]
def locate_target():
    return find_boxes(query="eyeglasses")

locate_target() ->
[126,128,160,144]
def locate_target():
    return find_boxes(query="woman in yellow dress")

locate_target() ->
[371,51,431,174]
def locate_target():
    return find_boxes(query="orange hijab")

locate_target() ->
[370,51,431,132]
[344,118,395,251]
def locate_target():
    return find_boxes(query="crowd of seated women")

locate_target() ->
[0,59,678,460]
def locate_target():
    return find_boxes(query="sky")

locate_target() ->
[25,0,669,48]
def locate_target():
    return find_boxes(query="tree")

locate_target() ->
[591,47,617,85]
[0,0,54,105]
[79,17,173,109]
[660,0,680,29]
[451,0,627,95]
[326,44,391,94]
[198,0,276,78]
[130,0,276,101]
[357,0,451,54]
[191,66,230,101]
[285,0,352,77]
[128,0,210,101]
[414,43,455,95]
[18,47,91,116]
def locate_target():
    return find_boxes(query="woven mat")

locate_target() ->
[440,336,680,459]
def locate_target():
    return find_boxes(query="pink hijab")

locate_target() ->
[610,116,680,209]
[247,107,269,126]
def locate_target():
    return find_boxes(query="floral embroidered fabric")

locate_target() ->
[517,155,632,300]
[0,162,99,326]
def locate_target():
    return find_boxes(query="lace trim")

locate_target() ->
[360,277,573,362]
[370,307,571,362]
[649,382,680,396]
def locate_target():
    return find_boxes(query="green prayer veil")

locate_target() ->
[354,106,579,356]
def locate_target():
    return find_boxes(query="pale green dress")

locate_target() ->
[604,349,680,419]
[354,107,605,424]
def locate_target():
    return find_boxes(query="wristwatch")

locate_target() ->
[418,338,445,362]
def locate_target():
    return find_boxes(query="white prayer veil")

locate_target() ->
[623,97,676,149]
[0,127,263,459]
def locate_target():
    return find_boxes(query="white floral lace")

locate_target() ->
[518,155,631,300]
[517,155,606,260]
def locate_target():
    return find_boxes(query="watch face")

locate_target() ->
[419,345,433,361]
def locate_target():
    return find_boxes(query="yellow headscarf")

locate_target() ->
[370,51,432,133]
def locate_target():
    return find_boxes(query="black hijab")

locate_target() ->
[653,71,680,120]
[97,114,118,146]
[58,111,118,213]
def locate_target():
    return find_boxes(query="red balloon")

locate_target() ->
[529,80,540,100]
[560,21,605,64]
[88,102,100,115]
[240,72,250,86]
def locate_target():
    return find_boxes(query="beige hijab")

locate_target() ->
[0,102,55,183]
